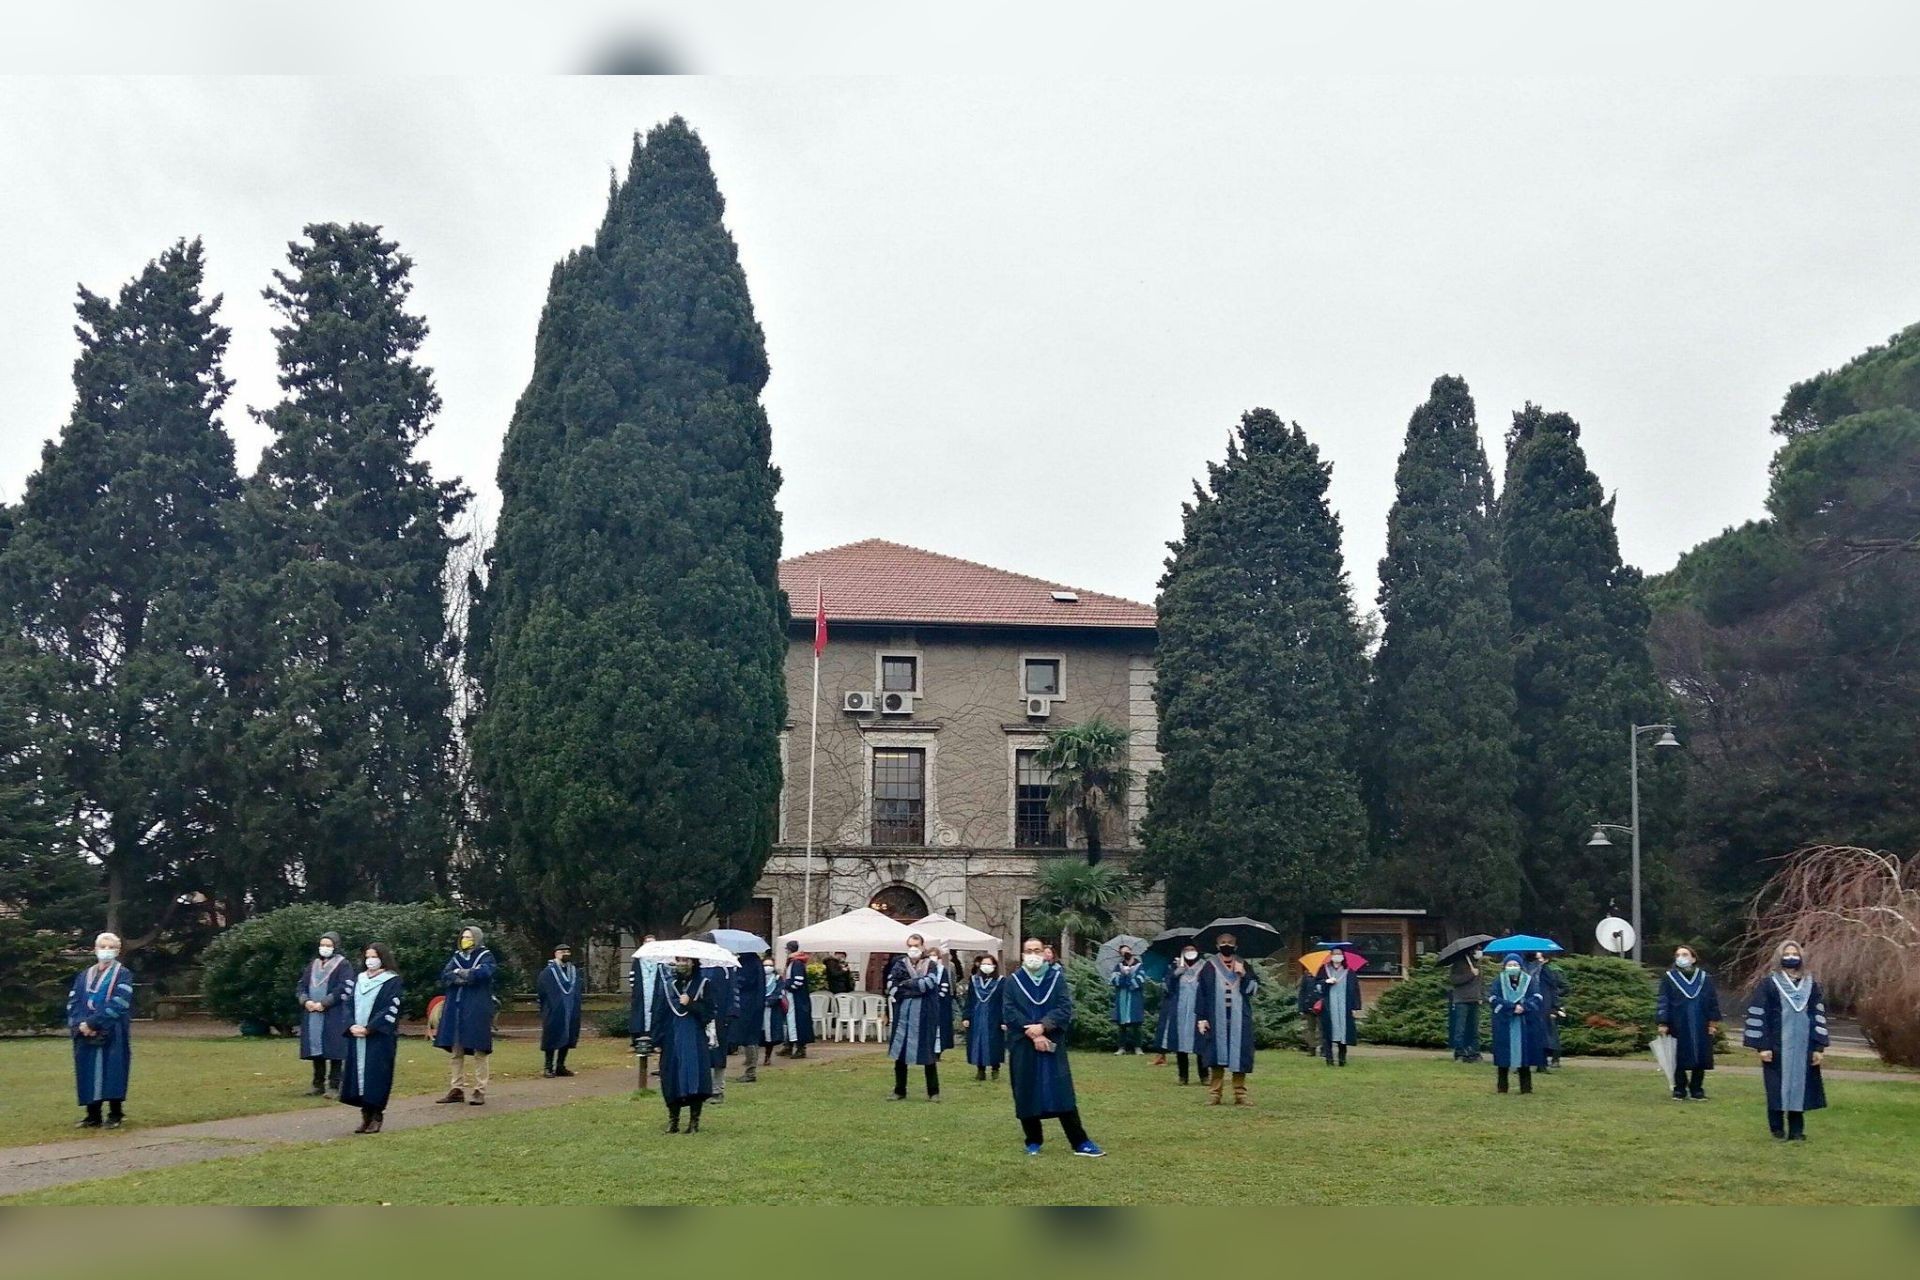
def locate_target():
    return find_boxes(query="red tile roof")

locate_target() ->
[780,539,1156,631]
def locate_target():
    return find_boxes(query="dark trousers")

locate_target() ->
[1448,1002,1480,1060]
[311,1058,343,1090]
[1020,1110,1090,1148]
[1175,1051,1192,1083]
[83,1100,125,1122]
[1117,1023,1142,1052]
[1768,1109,1805,1138]
[1674,1066,1706,1098]
[894,1058,939,1097]
[668,1098,706,1124]
[1322,1040,1349,1065]
[1496,1066,1533,1094]
[543,1047,571,1072]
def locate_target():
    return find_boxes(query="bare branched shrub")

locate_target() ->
[1742,845,1920,1067]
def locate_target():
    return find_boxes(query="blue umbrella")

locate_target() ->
[697,928,771,955]
[1482,933,1563,956]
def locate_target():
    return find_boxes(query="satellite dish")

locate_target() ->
[1596,916,1636,955]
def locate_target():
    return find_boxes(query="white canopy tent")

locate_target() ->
[778,906,917,954]
[909,914,1003,950]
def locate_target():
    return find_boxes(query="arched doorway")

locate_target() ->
[865,882,929,990]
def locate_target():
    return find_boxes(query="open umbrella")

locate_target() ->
[696,928,770,955]
[1297,947,1369,974]
[1432,934,1495,966]
[1095,934,1151,977]
[1193,916,1284,959]
[1482,933,1564,956]
[1650,1033,1678,1090]
[637,938,741,969]
[1140,928,1198,980]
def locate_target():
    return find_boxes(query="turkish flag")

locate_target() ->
[813,582,828,656]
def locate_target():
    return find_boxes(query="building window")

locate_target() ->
[1014,749,1061,848]
[1345,930,1406,977]
[871,748,926,845]
[880,654,919,693]
[1023,657,1061,697]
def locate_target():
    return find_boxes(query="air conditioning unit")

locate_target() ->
[880,691,916,715]
[843,691,875,713]
[1025,696,1053,718]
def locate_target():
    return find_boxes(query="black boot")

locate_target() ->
[554,1049,574,1078]
[105,1101,124,1129]
[1788,1111,1806,1141]
[1769,1109,1786,1139]
[543,1050,555,1078]
[687,1101,703,1134]
[1519,1068,1533,1095]
[76,1102,103,1129]
[667,1106,682,1134]
[1497,1067,1510,1094]
[976,1066,986,1082]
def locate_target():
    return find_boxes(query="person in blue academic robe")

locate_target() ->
[340,942,405,1134]
[773,941,814,1058]
[886,933,942,1100]
[964,955,1006,1081]
[1743,939,1829,1140]
[704,960,736,1103]
[1656,944,1722,1101]
[932,948,958,1059]
[433,925,497,1105]
[68,932,134,1129]
[1152,947,1205,1083]
[630,935,661,1088]
[1316,950,1362,1067]
[1489,955,1548,1094]
[1530,952,1567,1069]
[1295,968,1321,1058]
[297,930,352,1097]
[1109,947,1146,1055]
[1195,935,1260,1105]
[728,953,769,1083]
[652,958,717,1133]
[1004,938,1103,1157]
[537,943,584,1077]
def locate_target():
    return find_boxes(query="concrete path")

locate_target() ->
[0,1042,877,1200]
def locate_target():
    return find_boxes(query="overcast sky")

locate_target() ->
[4,77,1919,611]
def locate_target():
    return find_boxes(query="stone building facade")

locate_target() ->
[741,539,1164,950]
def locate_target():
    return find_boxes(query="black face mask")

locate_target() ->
[1780,956,1803,970]
[1218,946,1236,957]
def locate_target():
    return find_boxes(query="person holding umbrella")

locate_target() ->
[1316,944,1362,1067]
[1489,954,1548,1094]
[1005,937,1103,1157]
[1109,944,1147,1055]
[1742,940,1829,1140]
[537,943,583,1078]
[1656,944,1721,1102]
[964,953,1006,1082]
[653,954,718,1134]
[1196,931,1261,1105]
[1435,935,1492,1063]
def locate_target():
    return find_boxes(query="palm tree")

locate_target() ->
[1026,859,1135,962]
[1034,717,1135,867]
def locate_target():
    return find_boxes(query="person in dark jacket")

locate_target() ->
[1447,951,1484,1062]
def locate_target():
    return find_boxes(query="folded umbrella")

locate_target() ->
[695,928,771,955]
[1193,916,1284,959]
[1432,934,1495,966]
[637,938,742,969]
[1651,1033,1678,1090]
[1095,934,1151,977]
[1482,933,1564,956]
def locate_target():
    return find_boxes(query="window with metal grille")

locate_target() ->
[1014,749,1061,847]
[871,748,925,845]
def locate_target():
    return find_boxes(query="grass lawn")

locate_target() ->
[10,1048,1920,1205]
[0,1032,634,1149]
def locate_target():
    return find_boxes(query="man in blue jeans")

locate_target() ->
[1447,951,1484,1062]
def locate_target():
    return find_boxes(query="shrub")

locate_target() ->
[0,920,71,1032]
[1063,957,1299,1052]
[201,902,519,1031]
[1362,954,1658,1057]
[597,1007,632,1039]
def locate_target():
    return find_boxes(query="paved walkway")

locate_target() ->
[0,1041,878,1200]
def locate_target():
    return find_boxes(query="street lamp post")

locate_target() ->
[1586,723,1680,964]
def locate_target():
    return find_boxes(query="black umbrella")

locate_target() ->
[1192,916,1284,959]
[1432,934,1495,966]
[1144,927,1200,958]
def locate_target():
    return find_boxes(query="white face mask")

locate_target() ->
[979,964,995,975]
[318,945,335,958]
[95,948,118,964]
[1023,953,1046,972]
[1182,950,1199,962]
[907,947,922,960]
[364,956,382,971]
[1676,955,1695,969]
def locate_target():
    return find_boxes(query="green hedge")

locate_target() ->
[201,902,519,1032]
[1362,954,1658,1057]
[1064,957,1300,1052]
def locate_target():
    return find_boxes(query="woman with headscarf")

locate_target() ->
[1316,947,1362,1067]
[652,955,717,1134]
[1151,944,1205,1083]
[1489,954,1547,1094]
[433,924,497,1106]
[1742,940,1829,1140]
[1656,943,1721,1101]
[68,931,134,1129]
[340,941,404,1134]
[297,930,352,1097]
[885,933,942,1101]
[963,953,1006,1082]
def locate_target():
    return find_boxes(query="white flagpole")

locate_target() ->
[803,579,822,927]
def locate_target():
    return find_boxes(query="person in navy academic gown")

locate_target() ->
[630,934,660,1088]
[886,933,942,1100]
[1489,955,1548,1094]
[652,957,717,1133]
[537,943,584,1077]
[1109,946,1146,1055]
[964,954,1006,1081]
[1196,934,1260,1105]
[68,931,134,1129]
[1743,939,1829,1140]
[729,952,769,1083]
[928,945,957,1059]
[704,958,737,1103]
[433,925,497,1105]
[1530,952,1568,1070]
[1656,943,1722,1102]
[340,942,404,1134]
[1316,949,1362,1067]
[1151,946,1205,1083]
[773,940,814,1058]
[1004,938,1103,1157]
[297,930,352,1097]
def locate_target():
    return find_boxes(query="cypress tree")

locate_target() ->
[227,223,470,906]
[1366,376,1521,927]
[1501,404,1672,941]
[0,240,238,941]
[1142,409,1370,931]
[468,117,787,942]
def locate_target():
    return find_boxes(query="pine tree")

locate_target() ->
[1501,404,1673,941]
[467,118,787,942]
[226,223,470,907]
[0,240,237,942]
[1366,376,1521,927]
[1142,408,1370,930]
[0,646,95,933]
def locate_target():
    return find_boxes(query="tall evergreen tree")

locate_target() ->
[1501,404,1672,941]
[0,240,237,942]
[1142,409,1370,930]
[1366,376,1521,927]
[225,223,470,907]
[467,118,787,942]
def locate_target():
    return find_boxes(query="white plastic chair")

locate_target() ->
[834,993,859,1042]
[811,992,832,1039]
[859,993,887,1042]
